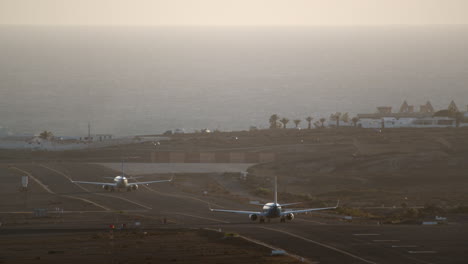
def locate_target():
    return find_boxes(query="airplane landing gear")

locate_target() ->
[260,218,265,223]
[280,217,286,223]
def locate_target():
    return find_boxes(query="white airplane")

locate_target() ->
[71,163,172,192]
[210,177,339,223]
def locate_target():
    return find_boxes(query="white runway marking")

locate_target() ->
[137,180,225,208]
[11,167,54,194]
[392,245,418,248]
[97,193,152,210]
[203,227,314,264]
[408,251,437,254]
[296,218,327,225]
[40,164,89,192]
[61,194,111,211]
[261,227,377,264]
[168,212,230,223]
[10,166,111,211]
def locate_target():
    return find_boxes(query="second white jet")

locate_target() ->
[210,176,339,223]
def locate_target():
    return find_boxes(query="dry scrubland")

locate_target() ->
[2,127,468,217]
[164,128,468,214]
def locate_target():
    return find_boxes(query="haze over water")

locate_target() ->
[1,26,468,136]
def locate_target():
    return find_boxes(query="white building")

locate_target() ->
[356,100,468,128]
[357,117,457,128]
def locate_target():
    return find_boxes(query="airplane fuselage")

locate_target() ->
[71,172,171,192]
[114,176,129,188]
[262,203,282,218]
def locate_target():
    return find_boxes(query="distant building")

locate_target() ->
[448,100,459,113]
[419,101,434,113]
[356,100,466,128]
[358,100,435,120]
[96,134,112,141]
[399,100,414,113]
[377,106,392,114]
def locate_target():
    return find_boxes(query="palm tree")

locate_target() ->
[351,117,359,127]
[269,114,280,129]
[293,119,301,129]
[330,112,341,128]
[39,131,53,140]
[341,112,349,123]
[319,118,326,128]
[305,116,313,129]
[279,118,289,129]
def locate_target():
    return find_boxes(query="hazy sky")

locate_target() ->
[1,0,468,26]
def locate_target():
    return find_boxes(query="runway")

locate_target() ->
[1,163,467,264]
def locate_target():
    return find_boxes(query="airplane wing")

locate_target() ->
[210,208,264,215]
[281,200,339,215]
[127,178,172,186]
[280,202,302,207]
[71,180,116,187]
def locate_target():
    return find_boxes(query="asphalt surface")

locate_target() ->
[1,163,467,264]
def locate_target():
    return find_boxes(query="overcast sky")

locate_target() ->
[1,0,468,26]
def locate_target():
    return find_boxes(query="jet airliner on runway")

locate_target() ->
[71,163,172,192]
[210,177,339,223]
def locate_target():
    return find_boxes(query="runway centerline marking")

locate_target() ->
[260,227,377,264]
[167,212,230,223]
[10,166,111,211]
[11,166,54,194]
[134,178,226,209]
[296,218,327,225]
[408,251,437,254]
[40,164,88,192]
[392,245,418,248]
[61,195,111,211]
[97,193,152,210]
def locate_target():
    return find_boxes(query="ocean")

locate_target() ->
[1,25,468,136]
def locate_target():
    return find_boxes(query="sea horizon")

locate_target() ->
[1,25,468,136]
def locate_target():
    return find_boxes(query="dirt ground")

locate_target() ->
[0,227,301,264]
[1,128,468,263]
[2,127,468,207]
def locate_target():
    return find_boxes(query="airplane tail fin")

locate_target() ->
[274,176,278,205]
[121,159,124,177]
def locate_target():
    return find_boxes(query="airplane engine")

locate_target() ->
[132,185,138,190]
[249,214,258,221]
[102,185,109,190]
[286,213,295,221]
